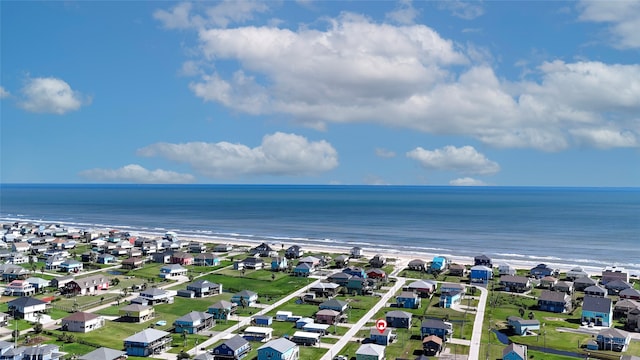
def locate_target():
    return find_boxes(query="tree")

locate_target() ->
[528,311,535,320]
[33,322,43,334]
[241,268,246,277]
[271,273,276,281]
[111,277,120,286]
[519,307,525,317]
[240,296,247,309]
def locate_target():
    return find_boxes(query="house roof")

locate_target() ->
[500,275,529,284]
[408,280,437,289]
[124,328,170,343]
[8,296,47,308]
[584,285,606,293]
[78,347,126,360]
[621,288,640,297]
[475,254,491,261]
[176,311,212,323]
[235,290,257,297]
[605,279,632,289]
[503,343,527,359]
[209,300,234,309]
[141,288,169,296]
[422,335,443,345]
[221,335,249,352]
[598,327,630,339]
[507,316,540,326]
[421,319,448,329]
[538,290,568,303]
[582,296,612,313]
[574,276,596,285]
[258,338,296,353]
[120,304,151,312]
[356,343,385,356]
[408,259,426,266]
[188,279,218,289]
[397,291,418,299]
[386,310,412,319]
[320,299,348,309]
[62,312,100,322]
[316,309,340,316]
[311,282,340,290]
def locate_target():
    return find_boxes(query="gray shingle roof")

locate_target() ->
[222,335,249,352]
[124,328,170,343]
[258,338,296,353]
[79,347,126,360]
[582,296,612,313]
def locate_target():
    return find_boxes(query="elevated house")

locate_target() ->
[355,343,385,360]
[584,285,608,297]
[407,259,427,272]
[396,291,421,309]
[574,276,597,291]
[448,263,467,277]
[539,276,558,289]
[566,267,589,281]
[174,311,215,334]
[26,277,50,292]
[366,268,387,281]
[3,280,36,297]
[553,280,574,294]
[503,343,528,360]
[614,299,640,319]
[470,265,493,284]
[343,266,366,278]
[582,296,613,327]
[498,263,516,276]
[530,263,556,279]
[439,289,463,309]
[7,296,49,321]
[122,257,144,270]
[232,290,258,307]
[386,310,412,329]
[315,309,341,324]
[250,243,278,258]
[243,257,265,270]
[369,254,386,268]
[334,254,350,268]
[507,316,540,335]
[421,319,451,341]
[64,275,110,296]
[0,263,30,280]
[256,338,298,360]
[309,282,340,298]
[211,335,251,360]
[242,326,273,342]
[119,304,155,323]
[159,264,187,279]
[430,256,449,273]
[60,259,83,273]
[194,253,220,267]
[626,307,640,332]
[423,335,443,356]
[170,252,194,266]
[79,347,127,360]
[537,290,571,313]
[474,254,493,267]
[290,331,320,346]
[186,280,222,298]
[285,245,304,259]
[50,275,74,290]
[293,263,313,277]
[369,327,396,345]
[319,299,349,313]
[499,275,531,293]
[61,312,104,333]
[213,243,233,252]
[596,328,631,352]
[140,288,174,305]
[346,276,371,295]
[271,256,288,272]
[327,272,351,286]
[188,242,207,254]
[620,288,640,300]
[252,315,273,327]
[601,267,629,285]
[208,300,237,320]
[405,280,437,297]
[605,279,632,295]
[350,247,364,259]
[123,328,172,357]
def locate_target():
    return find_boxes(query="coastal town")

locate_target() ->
[0,222,639,360]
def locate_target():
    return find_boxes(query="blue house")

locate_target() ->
[421,319,450,341]
[369,327,395,345]
[470,265,493,284]
[60,259,83,273]
[194,253,220,267]
[97,253,116,264]
[293,263,313,277]
[271,257,288,271]
[232,290,258,307]
[257,338,299,360]
[439,290,463,308]
[208,300,236,320]
[430,256,449,272]
[211,335,251,360]
[596,328,631,352]
[503,343,528,360]
[396,291,421,309]
[343,267,366,278]
[582,296,613,327]
[124,328,172,357]
[253,315,273,326]
[173,311,215,334]
[537,290,571,313]
[319,299,348,313]
[507,316,540,335]
[386,310,412,329]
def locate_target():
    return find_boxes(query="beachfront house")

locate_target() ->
[285,245,304,259]
[334,254,350,268]
[470,265,493,284]
[173,311,215,334]
[499,275,531,293]
[186,280,222,298]
[369,254,386,268]
[256,338,298,360]
[596,328,631,352]
[566,267,589,280]
[474,254,493,267]
[123,328,172,357]
[430,256,449,273]
[232,290,258,307]
[386,310,412,329]
[601,267,629,285]
[396,291,421,309]
[61,312,105,333]
[448,263,467,277]
[530,263,556,278]
[208,300,236,320]
[350,247,364,258]
[582,296,613,327]
[188,242,207,253]
[355,343,385,360]
[503,343,528,360]
[213,243,233,252]
[250,243,278,258]
[408,259,427,271]
[507,316,540,335]
[537,290,571,313]
[421,319,451,341]
[211,335,251,360]
[498,263,516,276]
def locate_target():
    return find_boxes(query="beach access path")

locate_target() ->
[469,285,488,360]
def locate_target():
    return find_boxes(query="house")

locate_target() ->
[498,263,516,276]
[170,252,194,266]
[213,243,233,252]
[159,264,187,279]
[309,282,340,298]
[319,299,349,313]
[45,255,66,271]
[0,263,31,280]
[173,311,215,334]
[122,257,145,270]
[366,268,386,281]
[293,263,313,277]
[256,338,298,360]
[244,257,265,270]
[539,276,558,289]
[406,280,437,297]
[26,277,50,292]
[502,343,527,360]
[334,254,350,268]
[250,243,278,258]
[50,275,74,289]
[474,254,492,267]
[153,251,172,264]
[243,326,273,342]
[290,331,320,346]
[119,304,155,323]
[212,335,251,360]
[430,256,449,272]
[20,344,62,360]
[614,299,640,319]
[584,285,608,297]
[620,288,640,300]
[386,310,412,329]
[64,275,110,296]
[253,315,273,327]
[538,290,571,313]
[11,242,30,253]
[369,327,395,345]
[61,312,104,333]
[315,309,341,324]
[285,245,304,259]
[439,289,463,308]
[276,311,293,322]
[7,297,49,321]
[421,319,450,341]
[566,267,589,280]
[140,288,174,305]
[369,254,386,268]
[605,279,632,295]
[596,328,631,352]
[123,328,172,357]
[296,317,314,329]
[422,335,443,355]
[582,296,613,327]
[328,272,352,286]
[470,265,493,284]
[60,259,83,273]
[3,280,36,297]
[626,307,640,332]
[530,263,556,278]
[194,253,221,267]
[574,276,597,291]
[271,257,288,271]
[79,347,127,360]
[208,300,237,320]
[407,259,427,271]
[8,252,29,265]
[507,316,540,335]
[296,255,321,269]
[232,290,259,307]
[499,275,531,293]
[396,291,421,309]
[186,280,222,297]
[343,266,366,278]
[553,280,574,294]
[350,247,364,258]
[355,343,385,360]
[448,263,467,277]
[188,242,207,253]
[601,267,629,285]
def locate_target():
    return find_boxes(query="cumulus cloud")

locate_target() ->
[0,86,9,99]
[438,0,485,20]
[80,164,196,184]
[406,145,500,175]
[375,148,396,158]
[19,77,88,114]
[157,8,640,151]
[154,1,269,29]
[137,132,338,178]
[578,0,640,49]
[386,0,419,25]
[449,177,488,186]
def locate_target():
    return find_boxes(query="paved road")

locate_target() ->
[468,285,488,360]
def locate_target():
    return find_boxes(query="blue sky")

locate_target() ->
[1,1,639,186]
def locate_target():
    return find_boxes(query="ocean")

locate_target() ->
[1,184,638,274]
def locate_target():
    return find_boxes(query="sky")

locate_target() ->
[1,1,639,187]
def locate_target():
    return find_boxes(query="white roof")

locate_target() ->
[292,331,321,339]
[244,326,273,335]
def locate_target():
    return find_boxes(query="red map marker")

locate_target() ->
[375,318,387,334]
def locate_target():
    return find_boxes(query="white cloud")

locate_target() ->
[137,132,338,178]
[154,1,269,30]
[438,0,485,20]
[386,0,419,25]
[19,77,88,114]
[80,164,196,184]
[0,86,9,99]
[449,177,488,186]
[406,145,500,175]
[570,128,638,149]
[578,0,640,49]
[153,2,203,29]
[375,148,396,158]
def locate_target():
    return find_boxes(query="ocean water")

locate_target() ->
[1,184,638,274]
